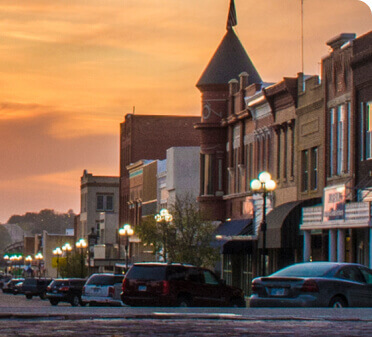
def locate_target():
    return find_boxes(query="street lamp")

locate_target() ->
[62,243,72,277]
[155,209,173,262]
[76,239,87,278]
[53,247,62,278]
[251,171,276,276]
[118,224,134,271]
[4,255,10,275]
[35,253,43,278]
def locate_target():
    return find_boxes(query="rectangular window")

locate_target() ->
[301,150,309,192]
[337,105,344,174]
[347,102,351,172]
[97,195,104,210]
[310,147,318,191]
[204,154,214,195]
[218,159,223,191]
[96,195,114,211]
[361,102,364,161]
[277,131,281,180]
[366,102,372,159]
[283,129,288,179]
[329,108,335,176]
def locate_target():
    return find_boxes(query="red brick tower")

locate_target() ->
[195,0,262,220]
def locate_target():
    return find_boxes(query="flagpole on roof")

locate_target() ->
[301,0,304,74]
[227,0,237,30]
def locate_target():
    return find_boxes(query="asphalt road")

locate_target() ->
[1,291,372,336]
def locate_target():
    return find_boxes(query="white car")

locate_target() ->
[81,273,124,306]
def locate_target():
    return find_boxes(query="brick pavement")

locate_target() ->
[0,318,371,336]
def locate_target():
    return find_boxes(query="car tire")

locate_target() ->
[50,299,59,306]
[230,298,246,308]
[26,294,33,300]
[39,292,47,300]
[329,296,347,308]
[80,301,87,307]
[177,296,192,307]
[71,296,80,307]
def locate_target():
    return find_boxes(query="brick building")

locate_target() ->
[119,114,200,226]
[301,31,372,269]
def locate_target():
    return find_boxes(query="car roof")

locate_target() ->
[132,262,195,267]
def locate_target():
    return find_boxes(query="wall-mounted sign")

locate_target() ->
[323,185,346,221]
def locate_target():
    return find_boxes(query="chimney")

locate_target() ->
[239,72,249,90]
[228,79,239,95]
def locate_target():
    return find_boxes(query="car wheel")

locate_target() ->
[177,296,192,307]
[50,299,59,306]
[71,296,80,307]
[80,301,87,307]
[329,296,347,308]
[230,298,246,308]
[39,292,47,300]
[26,294,33,300]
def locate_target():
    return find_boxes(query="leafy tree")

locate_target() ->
[59,252,88,278]
[136,196,219,268]
[7,209,75,235]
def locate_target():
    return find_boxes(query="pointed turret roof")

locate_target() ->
[196,1,261,88]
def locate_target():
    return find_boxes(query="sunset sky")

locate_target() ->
[0,0,370,223]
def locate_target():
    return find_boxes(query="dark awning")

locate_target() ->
[212,219,255,254]
[263,198,321,249]
[214,219,255,238]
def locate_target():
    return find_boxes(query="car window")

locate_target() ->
[272,263,335,277]
[187,269,204,283]
[126,266,166,281]
[337,267,365,283]
[360,268,372,284]
[167,267,187,281]
[86,275,120,286]
[203,270,219,285]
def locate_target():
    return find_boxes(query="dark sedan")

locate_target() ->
[250,262,372,307]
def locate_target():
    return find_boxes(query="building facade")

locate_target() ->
[119,114,200,226]
[301,32,372,269]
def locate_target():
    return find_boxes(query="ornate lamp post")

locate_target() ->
[35,253,43,278]
[76,239,87,278]
[118,224,134,271]
[251,171,276,276]
[154,209,173,262]
[53,247,62,278]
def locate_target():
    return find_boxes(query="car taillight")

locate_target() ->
[301,279,319,292]
[162,280,170,295]
[59,286,70,292]
[122,278,128,293]
[108,286,115,297]
[251,281,260,293]
[46,286,51,292]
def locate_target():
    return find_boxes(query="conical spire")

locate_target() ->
[226,0,237,30]
[196,0,262,88]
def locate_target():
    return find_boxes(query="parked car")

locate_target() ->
[121,262,246,307]
[250,262,372,308]
[81,273,124,306]
[2,278,25,294]
[46,278,87,306]
[14,280,24,295]
[22,278,52,299]
[0,275,11,289]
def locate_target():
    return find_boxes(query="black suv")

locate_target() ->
[121,262,245,307]
[22,278,52,299]
[46,278,87,306]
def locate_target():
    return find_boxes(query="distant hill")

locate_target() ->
[0,225,12,253]
[7,209,76,236]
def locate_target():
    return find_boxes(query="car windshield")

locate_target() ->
[271,263,335,277]
[86,275,123,286]
[126,266,166,281]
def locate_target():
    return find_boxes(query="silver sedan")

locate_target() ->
[249,262,372,307]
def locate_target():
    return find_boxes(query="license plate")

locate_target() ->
[138,285,147,292]
[270,288,285,296]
